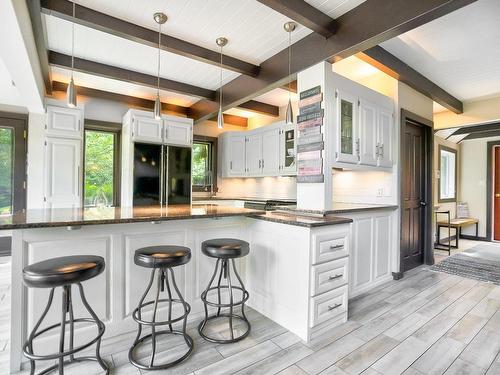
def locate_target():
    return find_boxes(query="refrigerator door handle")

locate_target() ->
[164,146,169,206]
[160,145,164,206]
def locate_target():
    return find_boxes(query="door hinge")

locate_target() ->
[23,130,27,139]
[23,181,26,189]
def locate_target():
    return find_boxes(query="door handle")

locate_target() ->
[495,193,500,198]
[420,201,427,206]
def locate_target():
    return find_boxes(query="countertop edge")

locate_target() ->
[249,214,353,227]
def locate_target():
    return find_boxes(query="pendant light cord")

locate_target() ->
[288,29,291,100]
[157,23,161,96]
[71,1,75,79]
[219,45,223,113]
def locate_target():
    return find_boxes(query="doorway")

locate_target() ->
[0,112,27,256]
[400,110,433,273]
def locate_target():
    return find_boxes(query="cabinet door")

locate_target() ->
[44,137,81,209]
[262,127,280,175]
[377,107,393,168]
[280,124,297,175]
[228,134,246,176]
[350,217,374,295]
[358,99,378,166]
[246,133,263,175]
[164,118,192,146]
[373,214,392,282]
[46,106,82,138]
[132,115,162,143]
[335,90,358,164]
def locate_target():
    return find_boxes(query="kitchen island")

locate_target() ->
[2,204,352,372]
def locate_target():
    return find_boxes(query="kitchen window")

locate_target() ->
[83,121,121,207]
[192,135,217,193]
[438,145,457,202]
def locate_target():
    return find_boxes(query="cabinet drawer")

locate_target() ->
[310,258,348,296]
[313,231,349,265]
[310,285,348,328]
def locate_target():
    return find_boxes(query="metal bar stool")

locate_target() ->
[129,246,193,371]
[22,255,109,375]
[198,238,250,344]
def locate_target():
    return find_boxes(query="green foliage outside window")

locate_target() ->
[84,130,115,207]
[0,128,13,214]
[192,142,210,186]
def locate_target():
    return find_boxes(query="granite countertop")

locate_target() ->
[193,196,297,203]
[276,203,398,216]
[0,204,265,230]
[253,211,353,227]
[0,203,353,230]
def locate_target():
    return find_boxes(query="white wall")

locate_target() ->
[459,136,500,237]
[26,113,46,209]
[434,136,460,220]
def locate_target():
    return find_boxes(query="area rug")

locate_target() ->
[430,246,500,285]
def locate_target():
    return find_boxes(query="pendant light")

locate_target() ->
[153,12,168,120]
[66,0,77,108]
[284,21,297,125]
[216,37,228,129]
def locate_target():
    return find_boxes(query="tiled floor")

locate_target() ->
[3,257,500,374]
[434,238,488,263]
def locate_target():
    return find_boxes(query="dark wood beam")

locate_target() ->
[52,81,248,127]
[49,51,215,100]
[257,0,337,38]
[41,0,260,77]
[461,128,500,141]
[451,122,500,136]
[237,100,279,117]
[27,0,51,94]
[49,51,278,117]
[189,0,476,123]
[357,46,463,114]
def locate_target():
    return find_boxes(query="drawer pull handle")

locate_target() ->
[329,274,343,281]
[329,244,344,250]
[328,303,342,311]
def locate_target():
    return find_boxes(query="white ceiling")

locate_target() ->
[44,0,366,116]
[381,0,500,103]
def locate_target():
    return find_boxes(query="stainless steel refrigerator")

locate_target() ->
[133,143,191,206]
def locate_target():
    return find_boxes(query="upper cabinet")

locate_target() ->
[45,105,83,139]
[333,82,394,170]
[127,109,193,146]
[220,121,296,178]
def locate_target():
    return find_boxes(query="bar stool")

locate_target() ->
[129,246,193,371]
[198,238,251,343]
[22,255,109,375]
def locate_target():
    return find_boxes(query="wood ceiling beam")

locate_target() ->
[27,0,52,94]
[40,0,260,77]
[451,122,500,135]
[256,0,337,38]
[461,128,500,141]
[357,46,463,114]
[51,81,248,127]
[49,51,278,117]
[189,0,477,123]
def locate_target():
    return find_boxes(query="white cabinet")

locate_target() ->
[45,105,82,139]
[132,114,163,144]
[358,98,378,166]
[333,84,394,170]
[345,209,394,297]
[377,107,393,168]
[245,132,263,175]
[219,121,296,178]
[128,110,193,146]
[262,127,280,175]
[43,137,82,209]
[163,116,193,146]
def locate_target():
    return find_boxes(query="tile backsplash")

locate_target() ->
[332,169,395,205]
[216,176,297,199]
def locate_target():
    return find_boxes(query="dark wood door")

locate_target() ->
[401,121,426,271]
[494,147,500,240]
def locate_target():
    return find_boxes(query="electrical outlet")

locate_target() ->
[377,188,384,197]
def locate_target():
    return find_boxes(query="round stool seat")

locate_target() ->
[201,238,249,259]
[23,255,105,288]
[134,246,191,268]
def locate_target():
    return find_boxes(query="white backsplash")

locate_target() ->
[332,169,395,205]
[216,176,297,199]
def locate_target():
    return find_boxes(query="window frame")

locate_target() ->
[83,120,121,207]
[192,135,218,193]
[438,144,457,203]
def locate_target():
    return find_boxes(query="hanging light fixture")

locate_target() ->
[153,12,168,120]
[66,0,77,107]
[284,21,297,125]
[216,37,228,129]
